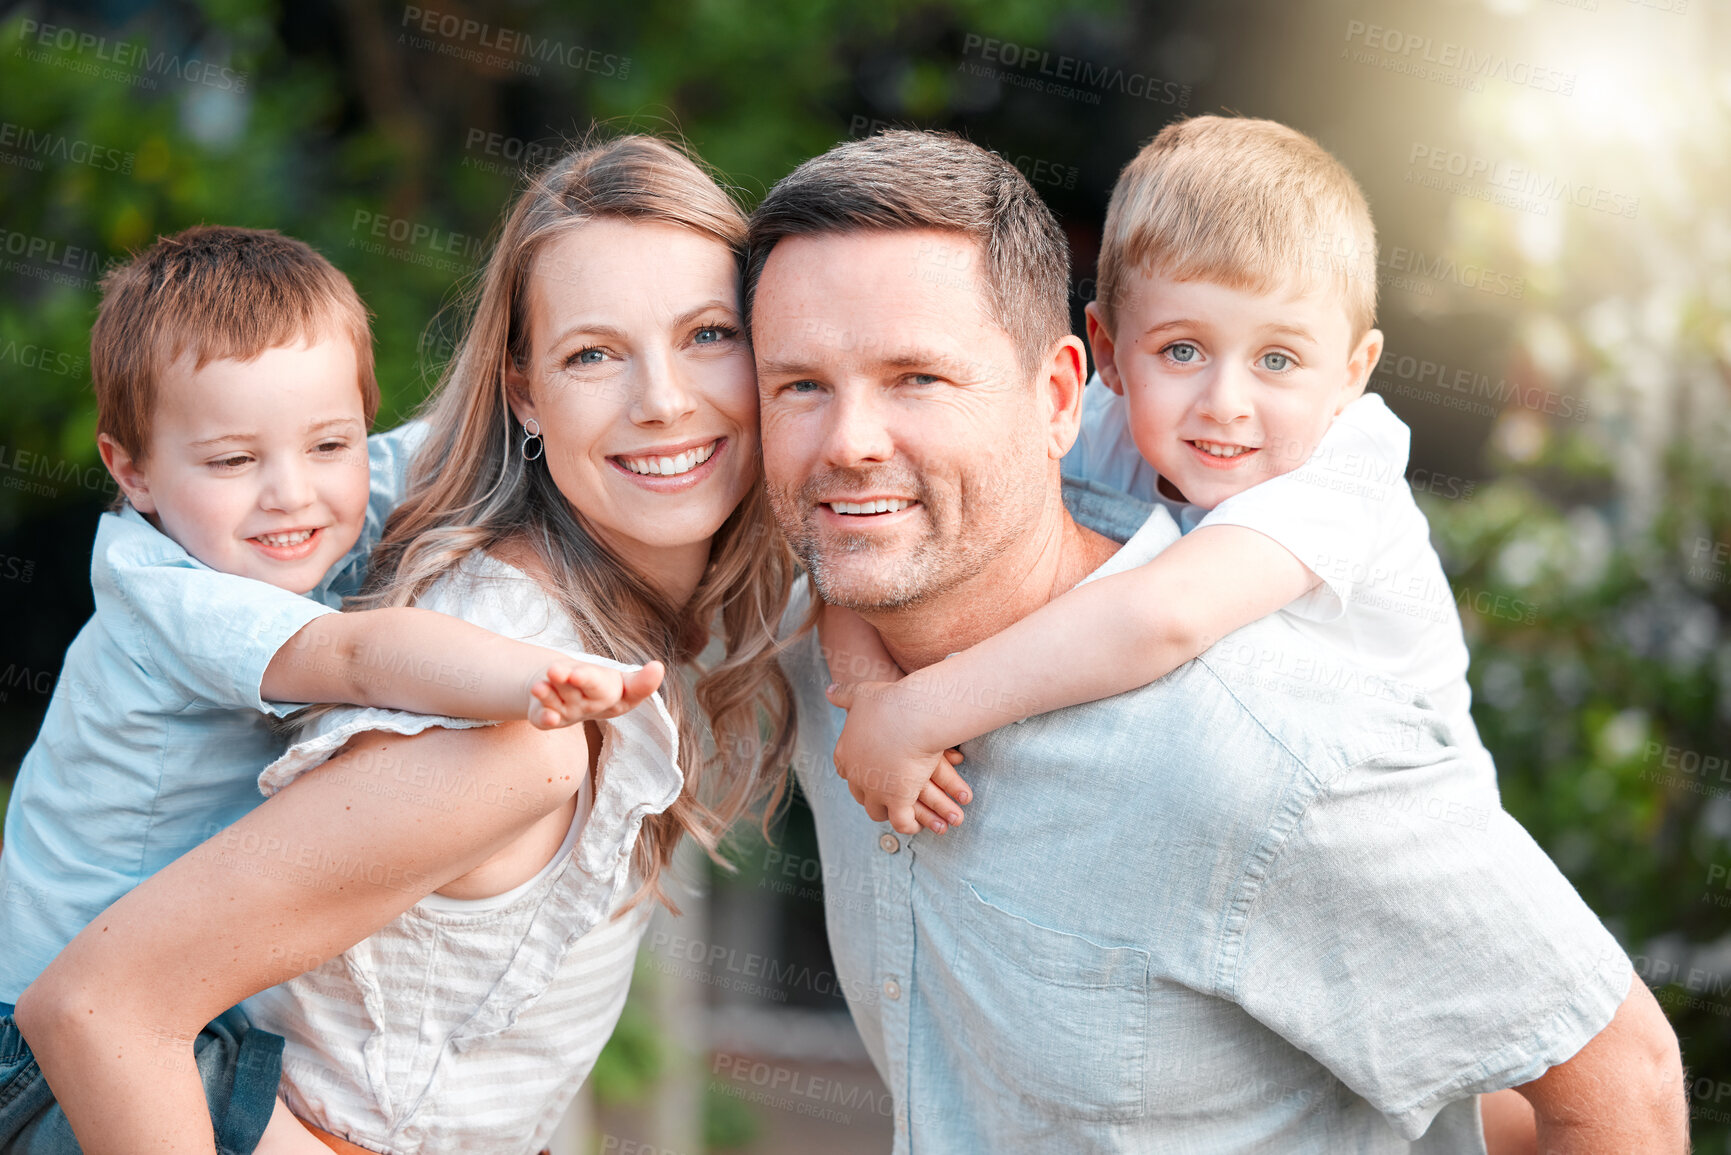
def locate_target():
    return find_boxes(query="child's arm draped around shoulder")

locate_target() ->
[815,601,971,835]
[827,526,1318,833]
[1199,391,1412,621]
[263,607,664,729]
[827,395,1414,835]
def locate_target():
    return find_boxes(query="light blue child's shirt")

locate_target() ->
[0,421,427,1002]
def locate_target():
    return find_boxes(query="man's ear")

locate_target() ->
[98,433,155,515]
[1084,302,1125,396]
[1339,327,1384,413]
[1041,333,1089,461]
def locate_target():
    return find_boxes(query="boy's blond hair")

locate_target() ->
[1096,116,1378,339]
[93,225,378,467]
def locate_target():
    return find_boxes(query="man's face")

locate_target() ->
[753,229,1052,612]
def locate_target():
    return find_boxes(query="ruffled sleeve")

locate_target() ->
[258,552,675,797]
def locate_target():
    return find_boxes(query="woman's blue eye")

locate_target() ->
[572,348,605,365]
[1167,342,1199,363]
[1260,352,1292,372]
[695,325,734,344]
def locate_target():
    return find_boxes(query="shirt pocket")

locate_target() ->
[949,880,1150,1122]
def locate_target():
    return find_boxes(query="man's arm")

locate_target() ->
[1516,976,1688,1153]
[1217,678,1677,1145]
[14,719,584,1153]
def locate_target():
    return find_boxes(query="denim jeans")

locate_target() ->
[0,1001,282,1155]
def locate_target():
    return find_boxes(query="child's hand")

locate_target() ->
[826,680,971,836]
[527,659,664,729]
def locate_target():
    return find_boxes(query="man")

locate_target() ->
[747,129,1685,1152]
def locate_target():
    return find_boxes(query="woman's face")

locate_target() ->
[507,218,758,597]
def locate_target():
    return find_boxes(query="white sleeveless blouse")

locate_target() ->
[244,551,682,1154]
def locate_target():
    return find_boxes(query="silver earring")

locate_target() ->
[521,417,544,462]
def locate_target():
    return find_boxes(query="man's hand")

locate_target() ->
[527,659,664,730]
[826,680,971,835]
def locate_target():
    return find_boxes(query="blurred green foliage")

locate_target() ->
[3,0,1729,1148]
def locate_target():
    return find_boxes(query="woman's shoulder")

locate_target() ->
[413,545,574,649]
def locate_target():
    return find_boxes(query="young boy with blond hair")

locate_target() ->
[0,226,659,1154]
[823,109,1533,1154]
[827,116,1479,831]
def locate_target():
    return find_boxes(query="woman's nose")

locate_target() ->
[631,348,699,425]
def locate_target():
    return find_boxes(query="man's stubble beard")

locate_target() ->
[766,457,1037,614]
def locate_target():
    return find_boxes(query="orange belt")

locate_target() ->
[307,1124,550,1155]
[307,1125,378,1155]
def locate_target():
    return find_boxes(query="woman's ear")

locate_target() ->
[503,355,537,427]
[97,433,155,514]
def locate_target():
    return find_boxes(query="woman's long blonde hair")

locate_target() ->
[359,133,796,909]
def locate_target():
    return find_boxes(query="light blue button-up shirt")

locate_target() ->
[0,422,426,1002]
[785,479,1631,1153]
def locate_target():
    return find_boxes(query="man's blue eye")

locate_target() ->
[789,380,819,393]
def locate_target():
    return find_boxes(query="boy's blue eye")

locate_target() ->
[1166,342,1199,363]
[1259,352,1293,372]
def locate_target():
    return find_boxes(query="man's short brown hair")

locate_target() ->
[1096,116,1378,339]
[92,225,377,463]
[745,130,1071,373]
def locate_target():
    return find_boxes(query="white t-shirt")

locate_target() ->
[1062,376,1485,757]
[244,551,682,1155]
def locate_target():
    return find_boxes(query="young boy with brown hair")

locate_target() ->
[0,226,660,1154]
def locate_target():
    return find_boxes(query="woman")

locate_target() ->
[16,135,796,1154]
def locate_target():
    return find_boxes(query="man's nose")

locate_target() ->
[820,386,895,467]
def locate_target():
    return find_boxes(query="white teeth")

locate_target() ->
[1194,441,1251,458]
[620,441,718,476]
[255,529,314,547]
[828,498,913,515]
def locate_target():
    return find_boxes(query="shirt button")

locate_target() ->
[882,976,902,1001]
[878,832,901,854]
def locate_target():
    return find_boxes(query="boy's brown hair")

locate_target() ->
[92,225,377,463]
[1096,116,1378,339]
